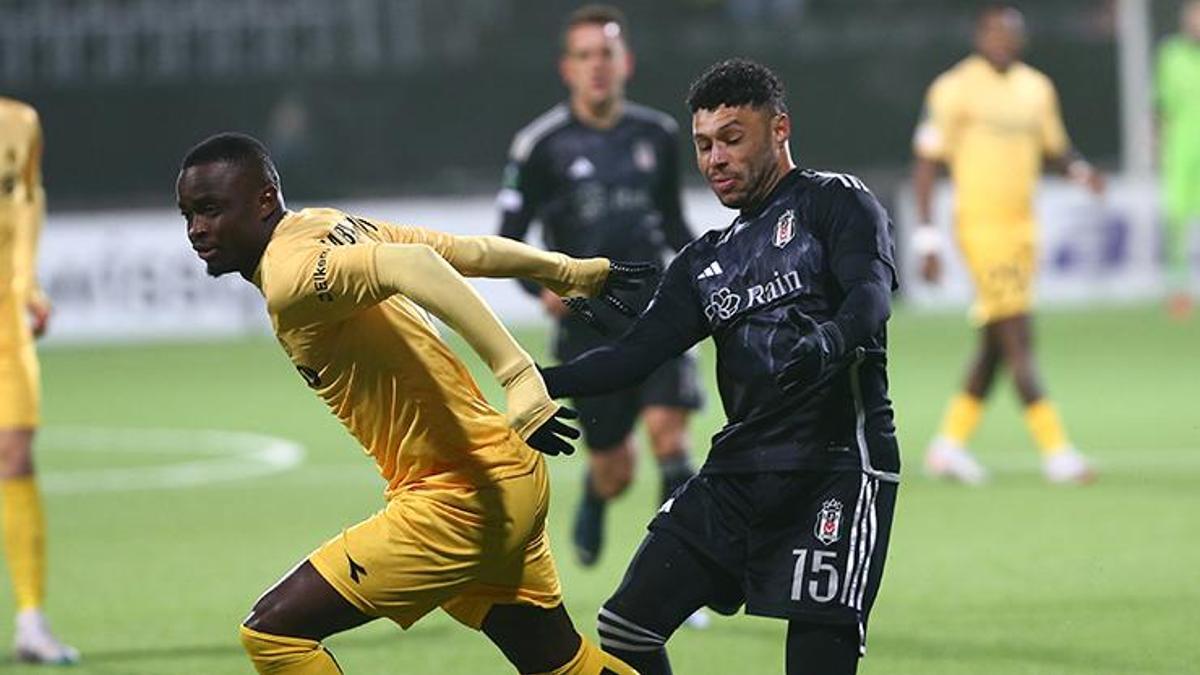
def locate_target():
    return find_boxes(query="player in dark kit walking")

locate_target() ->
[542,60,900,674]
[498,5,703,577]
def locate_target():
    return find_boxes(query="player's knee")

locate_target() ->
[0,431,35,479]
[594,471,632,499]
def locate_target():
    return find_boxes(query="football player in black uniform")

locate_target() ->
[542,59,901,674]
[498,5,703,578]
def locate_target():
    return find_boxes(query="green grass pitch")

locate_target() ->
[1,306,1196,673]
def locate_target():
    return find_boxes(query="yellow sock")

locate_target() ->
[239,626,342,675]
[1025,400,1071,456]
[937,393,984,444]
[537,635,638,675]
[2,477,45,612]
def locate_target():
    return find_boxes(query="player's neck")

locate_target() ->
[240,205,287,281]
[978,53,1017,73]
[741,158,797,216]
[572,97,624,130]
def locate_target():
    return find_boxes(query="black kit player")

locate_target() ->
[498,5,703,573]
[542,60,901,674]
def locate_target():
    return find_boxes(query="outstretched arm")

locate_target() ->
[369,244,563,440]
[542,252,708,398]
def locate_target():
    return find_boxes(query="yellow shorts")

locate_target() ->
[308,455,561,630]
[0,302,39,428]
[957,225,1037,326]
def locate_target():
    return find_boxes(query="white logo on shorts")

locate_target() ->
[814,499,843,546]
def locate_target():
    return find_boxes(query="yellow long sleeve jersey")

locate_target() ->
[914,55,1070,229]
[0,98,45,308]
[255,208,537,497]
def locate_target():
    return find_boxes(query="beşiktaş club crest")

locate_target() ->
[773,209,796,248]
[633,140,657,172]
[814,498,843,545]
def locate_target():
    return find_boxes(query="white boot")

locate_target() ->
[13,610,79,665]
[924,436,988,485]
[1043,448,1096,484]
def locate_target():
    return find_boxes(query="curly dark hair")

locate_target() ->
[686,58,787,115]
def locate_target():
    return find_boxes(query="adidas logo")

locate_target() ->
[696,261,724,280]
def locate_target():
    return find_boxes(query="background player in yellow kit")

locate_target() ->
[912,4,1105,485]
[0,97,78,665]
[177,133,649,675]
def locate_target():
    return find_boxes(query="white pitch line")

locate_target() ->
[36,426,305,494]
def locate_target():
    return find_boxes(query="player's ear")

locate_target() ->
[773,111,791,146]
[257,185,278,220]
[558,53,571,87]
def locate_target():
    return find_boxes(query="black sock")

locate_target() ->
[657,455,694,506]
[606,646,672,675]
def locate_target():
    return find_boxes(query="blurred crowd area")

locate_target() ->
[0,0,1188,207]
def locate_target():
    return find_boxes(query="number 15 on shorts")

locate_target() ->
[791,548,840,604]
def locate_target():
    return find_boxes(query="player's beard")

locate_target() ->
[719,155,774,211]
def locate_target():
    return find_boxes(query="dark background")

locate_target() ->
[0,0,1186,208]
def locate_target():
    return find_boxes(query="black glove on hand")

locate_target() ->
[565,260,660,334]
[524,406,581,456]
[777,308,845,395]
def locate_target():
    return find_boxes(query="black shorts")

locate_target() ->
[650,470,897,648]
[556,332,703,451]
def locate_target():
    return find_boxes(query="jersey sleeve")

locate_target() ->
[913,75,957,161]
[12,111,46,306]
[824,181,898,291]
[267,243,396,328]
[498,136,550,296]
[654,127,695,252]
[1039,79,1071,159]
[370,218,458,257]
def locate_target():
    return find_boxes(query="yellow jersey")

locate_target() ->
[914,55,1070,228]
[0,97,44,308]
[255,208,538,497]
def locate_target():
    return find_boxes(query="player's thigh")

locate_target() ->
[245,560,373,640]
[603,530,737,646]
[746,471,897,655]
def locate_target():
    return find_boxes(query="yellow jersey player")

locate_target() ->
[176,132,648,675]
[0,98,78,665]
[912,4,1104,485]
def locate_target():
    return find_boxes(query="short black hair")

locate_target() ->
[686,58,787,115]
[976,3,1021,25]
[562,4,629,50]
[180,132,281,190]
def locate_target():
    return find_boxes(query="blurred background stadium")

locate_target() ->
[1,0,1197,673]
